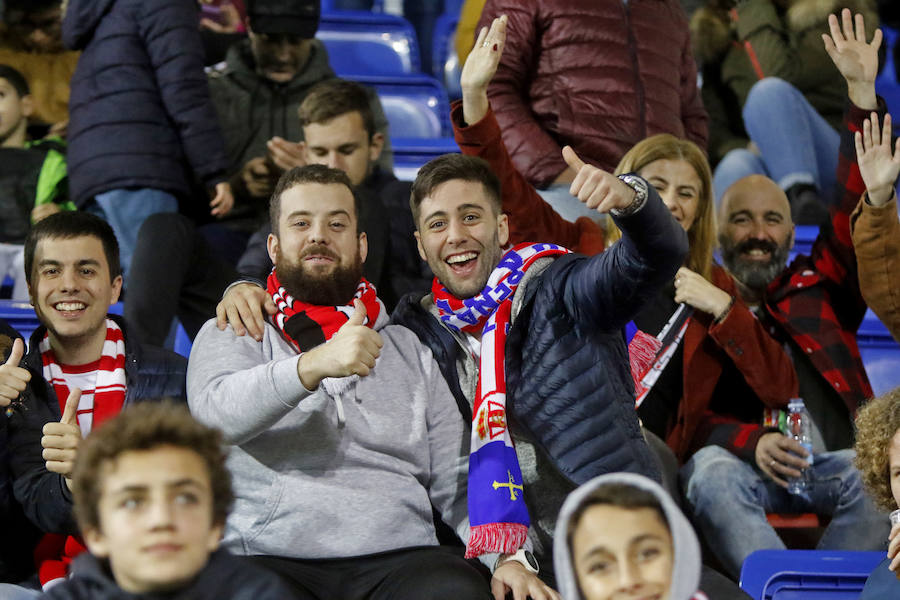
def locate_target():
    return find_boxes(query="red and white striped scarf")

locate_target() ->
[39,318,126,430]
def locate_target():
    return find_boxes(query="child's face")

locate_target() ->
[889,430,900,508]
[572,505,674,600]
[0,78,30,146]
[84,446,223,594]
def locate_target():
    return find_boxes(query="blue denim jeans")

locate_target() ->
[713,77,840,206]
[681,445,889,578]
[92,188,179,279]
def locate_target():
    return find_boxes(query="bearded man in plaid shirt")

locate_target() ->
[679,9,891,579]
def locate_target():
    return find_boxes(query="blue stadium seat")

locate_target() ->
[318,11,420,75]
[348,74,452,138]
[432,12,461,100]
[739,549,884,600]
[875,25,900,126]
[392,136,459,181]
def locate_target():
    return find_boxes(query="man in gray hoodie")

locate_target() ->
[186,165,491,600]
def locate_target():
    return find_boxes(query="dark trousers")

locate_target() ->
[251,546,492,600]
[125,213,238,346]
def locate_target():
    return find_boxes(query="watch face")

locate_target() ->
[525,551,538,570]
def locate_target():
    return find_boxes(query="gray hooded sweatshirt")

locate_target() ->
[187,309,470,559]
[553,472,705,600]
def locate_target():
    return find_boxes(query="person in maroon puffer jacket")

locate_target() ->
[476,0,708,223]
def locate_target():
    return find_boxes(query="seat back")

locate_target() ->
[318,10,420,75]
[739,550,884,600]
[348,74,452,138]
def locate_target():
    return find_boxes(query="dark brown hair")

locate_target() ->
[269,164,358,235]
[24,211,121,286]
[72,401,233,532]
[298,79,376,139]
[409,154,501,226]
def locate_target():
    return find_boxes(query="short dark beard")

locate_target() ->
[276,252,363,306]
[719,235,792,291]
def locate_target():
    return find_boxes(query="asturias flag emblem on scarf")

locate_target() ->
[433,242,570,557]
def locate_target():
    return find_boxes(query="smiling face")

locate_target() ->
[638,159,701,232]
[414,179,509,299]
[267,181,366,305]
[303,111,383,187]
[572,505,674,600]
[28,235,122,362]
[83,446,223,595]
[719,175,794,291]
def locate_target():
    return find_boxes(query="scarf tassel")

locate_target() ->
[465,522,529,558]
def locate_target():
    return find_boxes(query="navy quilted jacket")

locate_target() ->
[62,0,229,206]
[8,316,187,535]
[392,186,687,485]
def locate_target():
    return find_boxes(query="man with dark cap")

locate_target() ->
[207,0,392,256]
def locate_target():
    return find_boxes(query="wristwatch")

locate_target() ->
[495,549,540,575]
[613,173,649,217]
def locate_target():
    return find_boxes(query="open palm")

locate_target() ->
[822,9,881,86]
[855,113,900,206]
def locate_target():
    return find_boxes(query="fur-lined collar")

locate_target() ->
[691,0,876,62]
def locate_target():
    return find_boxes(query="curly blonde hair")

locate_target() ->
[854,386,900,512]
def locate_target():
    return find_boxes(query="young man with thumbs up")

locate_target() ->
[187,165,494,600]
[1,211,187,590]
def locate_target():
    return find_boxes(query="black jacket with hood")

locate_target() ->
[62,0,230,207]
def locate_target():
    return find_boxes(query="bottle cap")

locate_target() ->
[788,398,805,410]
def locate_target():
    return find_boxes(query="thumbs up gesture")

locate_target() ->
[562,146,637,214]
[0,338,30,408]
[296,299,384,390]
[42,388,82,486]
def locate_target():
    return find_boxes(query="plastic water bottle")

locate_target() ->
[786,398,814,495]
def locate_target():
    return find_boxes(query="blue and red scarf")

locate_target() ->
[433,242,569,557]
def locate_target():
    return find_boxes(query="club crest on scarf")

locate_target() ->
[433,242,570,558]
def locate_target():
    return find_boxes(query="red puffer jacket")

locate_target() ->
[478,0,708,188]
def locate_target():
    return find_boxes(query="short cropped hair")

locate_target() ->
[72,401,234,532]
[566,482,669,546]
[24,211,121,286]
[409,154,501,226]
[854,387,900,512]
[269,164,359,235]
[0,64,30,98]
[298,79,376,139]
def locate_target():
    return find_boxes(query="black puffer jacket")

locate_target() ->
[8,316,187,535]
[62,0,229,207]
[392,185,687,485]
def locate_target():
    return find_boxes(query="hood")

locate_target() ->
[61,0,117,51]
[553,472,702,600]
[690,0,877,63]
[65,552,125,595]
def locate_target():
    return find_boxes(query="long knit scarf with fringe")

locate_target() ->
[433,242,569,557]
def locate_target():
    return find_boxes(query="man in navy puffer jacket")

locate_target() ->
[61,0,233,277]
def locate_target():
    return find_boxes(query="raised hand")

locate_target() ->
[42,388,82,488]
[0,338,30,408]
[822,8,881,109]
[562,146,636,213]
[216,282,277,342]
[297,299,383,390]
[460,15,508,126]
[673,267,733,319]
[855,112,900,207]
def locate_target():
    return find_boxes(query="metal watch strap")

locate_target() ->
[613,173,648,217]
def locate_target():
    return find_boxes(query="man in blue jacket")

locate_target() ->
[0,212,187,591]
[61,0,233,277]
[388,152,687,587]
